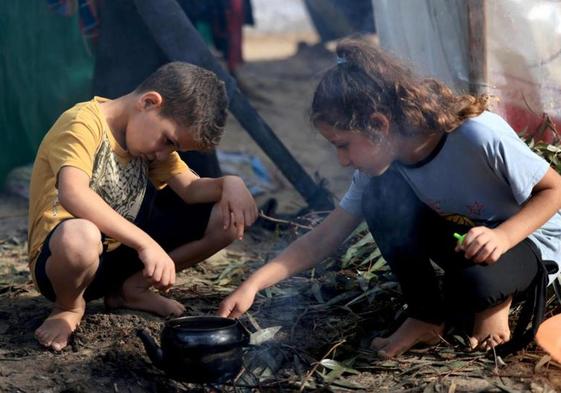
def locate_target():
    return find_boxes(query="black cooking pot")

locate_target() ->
[137,316,250,383]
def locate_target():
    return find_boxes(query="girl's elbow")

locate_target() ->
[551,174,561,208]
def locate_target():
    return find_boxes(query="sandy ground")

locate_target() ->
[1,33,561,393]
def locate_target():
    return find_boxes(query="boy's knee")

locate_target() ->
[51,219,102,267]
[205,206,239,246]
[207,222,238,247]
[224,224,239,244]
[203,216,237,247]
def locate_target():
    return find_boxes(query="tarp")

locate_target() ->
[373,0,561,142]
[0,1,94,186]
[304,0,375,42]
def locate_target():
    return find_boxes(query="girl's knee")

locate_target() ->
[451,269,511,311]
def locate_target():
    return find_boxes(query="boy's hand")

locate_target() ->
[455,226,511,264]
[217,283,258,318]
[137,243,176,290]
[220,176,258,240]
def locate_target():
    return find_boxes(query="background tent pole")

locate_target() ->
[467,0,488,95]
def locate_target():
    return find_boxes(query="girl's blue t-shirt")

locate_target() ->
[340,111,561,281]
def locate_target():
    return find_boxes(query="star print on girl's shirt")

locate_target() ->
[466,201,484,216]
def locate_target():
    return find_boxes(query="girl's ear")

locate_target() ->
[369,113,390,136]
[138,91,163,110]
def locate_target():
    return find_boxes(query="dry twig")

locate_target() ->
[258,211,314,230]
[298,339,346,392]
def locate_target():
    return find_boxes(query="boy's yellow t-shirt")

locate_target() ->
[28,97,188,278]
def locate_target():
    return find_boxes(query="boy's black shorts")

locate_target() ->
[35,191,214,302]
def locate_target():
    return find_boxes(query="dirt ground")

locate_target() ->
[1,33,561,393]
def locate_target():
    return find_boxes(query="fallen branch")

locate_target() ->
[258,211,314,230]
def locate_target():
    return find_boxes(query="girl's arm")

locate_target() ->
[462,167,561,263]
[218,207,362,318]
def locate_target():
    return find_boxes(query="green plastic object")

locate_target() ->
[453,232,466,245]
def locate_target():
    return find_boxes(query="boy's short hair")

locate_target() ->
[134,62,228,150]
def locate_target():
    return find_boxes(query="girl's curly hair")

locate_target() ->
[311,38,490,139]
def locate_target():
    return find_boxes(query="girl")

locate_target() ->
[219,38,561,358]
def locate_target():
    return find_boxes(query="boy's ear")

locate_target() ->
[369,112,390,136]
[137,91,163,111]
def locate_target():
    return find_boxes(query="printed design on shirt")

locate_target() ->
[50,198,58,217]
[466,201,484,216]
[90,137,148,222]
[442,214,475,227]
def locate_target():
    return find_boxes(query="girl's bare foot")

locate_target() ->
[469,297,512,351]
[371,318,444,358]
[35,299,86,351]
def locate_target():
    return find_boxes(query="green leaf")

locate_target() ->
[546,144,561,153]
[249,326,282,346]
[330,378,366,389]
[320,359,360,375]
[311,281,325,303]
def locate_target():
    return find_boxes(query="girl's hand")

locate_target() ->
[217,283,258,318]
[455,226,511,264]
[219,176,258,240]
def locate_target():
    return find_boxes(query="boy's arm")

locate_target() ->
[167,170,223,203]
[168,171,258,239]
[58,166,176,289]
[218,207,362,318]
[461,167,561,263]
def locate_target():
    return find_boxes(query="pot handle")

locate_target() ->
[136,329,165,369]
[237,320,252,346]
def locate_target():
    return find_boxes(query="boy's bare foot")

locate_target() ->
[105,271,185,317]
[469,297,512,351]
[105,289,185,317]
[35,300,85,351]
[371,318,444,358]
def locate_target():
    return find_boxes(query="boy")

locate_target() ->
[28,62,258,351]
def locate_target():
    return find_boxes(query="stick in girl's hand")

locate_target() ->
[453,232,466,246]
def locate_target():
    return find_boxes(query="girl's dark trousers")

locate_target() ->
[361,166,549,355]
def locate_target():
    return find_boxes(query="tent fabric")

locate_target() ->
[305,0,376,43]
[373,0,470,92]
[0,1,94,186]
[372,0,561,141]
